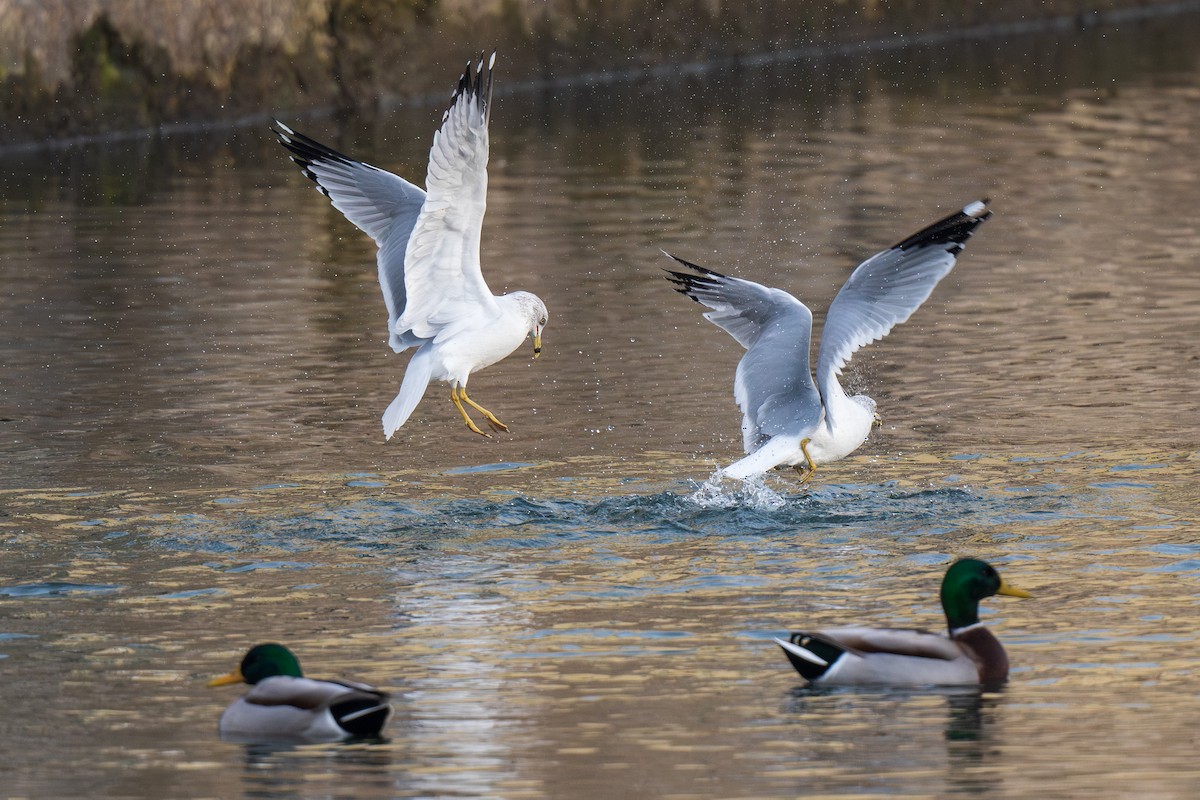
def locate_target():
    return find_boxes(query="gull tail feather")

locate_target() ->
[383,346,433,440]
[720,436,802,481]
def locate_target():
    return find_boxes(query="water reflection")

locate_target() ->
[944,692,1006,796]
[0,447,1196,797]
[778,687,1005,795]
[394,555,541,798]
[236,741,396,799]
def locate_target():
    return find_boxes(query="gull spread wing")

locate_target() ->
[815,200,991,424]
[273,122,428,352]
[664,253,824,451]
[399,53,500,339]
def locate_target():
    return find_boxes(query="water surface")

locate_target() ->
[2,15,1199,799]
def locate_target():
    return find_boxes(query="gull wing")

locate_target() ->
[664,253,824,451]
[815,200,991,425]
[273,122,427,352]
[399,53,500,339]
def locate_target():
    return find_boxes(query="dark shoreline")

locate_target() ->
[2,0,1199,155]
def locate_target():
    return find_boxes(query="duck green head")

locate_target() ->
[208,643,303,686]
[940,558,1032,632]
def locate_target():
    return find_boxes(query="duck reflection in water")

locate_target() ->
[782,687,1007,797]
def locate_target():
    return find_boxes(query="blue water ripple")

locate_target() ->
[149,478,1076,556]
[223,561,312,573]
[0,582,122,598]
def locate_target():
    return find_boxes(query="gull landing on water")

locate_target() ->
[274,53,548,440]
[665,200,991,483]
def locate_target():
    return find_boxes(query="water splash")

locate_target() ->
[686,471,789,511]
[145,476,1032,560]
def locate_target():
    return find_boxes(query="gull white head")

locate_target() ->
[850,394,877,415]
[510,291,548,358]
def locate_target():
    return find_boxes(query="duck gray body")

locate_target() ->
[217,675,393,742]
[778,624,1009,686]
[209,643,392,743]
[775,559,1031,687]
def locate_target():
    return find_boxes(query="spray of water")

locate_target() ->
[686,471,789,511]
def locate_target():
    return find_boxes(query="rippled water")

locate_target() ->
[2,13,1200,800]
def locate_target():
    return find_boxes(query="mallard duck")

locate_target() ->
[208,643,392,741]
[775,558,1031,686]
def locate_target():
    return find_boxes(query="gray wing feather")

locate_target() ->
[242,676,360,710]
[273,122,427,352]
[818,626,965,661]
[815,201,991,420]
[399,55,499,338]
[664,253,823,451]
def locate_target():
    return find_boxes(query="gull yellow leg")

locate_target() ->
[792,438,817,485]
[451,386,491,438]
[459,387,509,433]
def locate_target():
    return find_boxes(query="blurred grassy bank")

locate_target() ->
[0,0,1195,146]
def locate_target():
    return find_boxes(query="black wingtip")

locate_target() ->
[660,251,736,305]
[484,50,496,125]
[891,199,992,253]
[271,123,368,190]
[445,51,497,127]
[660,250,726,278]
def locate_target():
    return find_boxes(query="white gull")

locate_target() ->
[275,53,547,439]
[664,200,991,482]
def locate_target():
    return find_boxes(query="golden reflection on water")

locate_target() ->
[0,447,1196,796]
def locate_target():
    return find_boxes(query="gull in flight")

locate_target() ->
[275,53,547,439]
[664,200,991,482]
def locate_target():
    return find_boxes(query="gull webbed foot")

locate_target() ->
[793,438,817,485]
[451,387,494,438]
[466,419,493,438]
[460,388,509,433]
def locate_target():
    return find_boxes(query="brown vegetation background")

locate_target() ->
[0,0,1185,145]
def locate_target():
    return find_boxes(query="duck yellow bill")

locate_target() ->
[207,669,244,687]
[532,332,542,359]
[997,579,1033,599]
